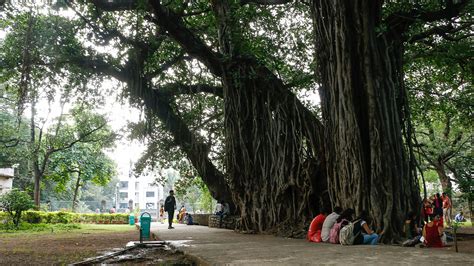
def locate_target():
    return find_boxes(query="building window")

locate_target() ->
[119,203,128,209]
[119,181,128,189]
[119,192,128,199]
[135,182,139,190]
[146,191,155,197]
[146,202,155,209]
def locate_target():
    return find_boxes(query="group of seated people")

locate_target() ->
[307,207,379,245]
[308,206,456,248]
[403,211,447,248]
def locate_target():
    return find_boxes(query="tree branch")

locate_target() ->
[408,22,473,43]
[47,122,107,156]
[145,51,190,79]
[241,0,292,5]
[68,0,147,49]
[147,1,224,76]
[386,0,469,38]
[157,83,223,98]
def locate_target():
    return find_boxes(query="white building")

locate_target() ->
[0,168,14,195]
[116,168,165,215]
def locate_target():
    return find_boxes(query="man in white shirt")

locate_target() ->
[321,206,343,242]
[215,202,223,214]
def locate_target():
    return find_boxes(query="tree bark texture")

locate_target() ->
[311,0,420,241]
[434,162,452,193]
[212,0,328,235]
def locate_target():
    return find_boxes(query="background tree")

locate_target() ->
[0,11,117,208]
[0,189,34,227]
[405,16,473,195]
[46,141,116,212]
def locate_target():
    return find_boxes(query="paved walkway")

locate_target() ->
[149,223,474,265]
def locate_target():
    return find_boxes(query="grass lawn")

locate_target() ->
[0,223,135,238]
[0,224,138,265]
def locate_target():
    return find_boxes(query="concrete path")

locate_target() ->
[149,223,474,265]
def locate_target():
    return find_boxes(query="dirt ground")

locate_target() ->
[444,226,474,253]
[0,227,138,265]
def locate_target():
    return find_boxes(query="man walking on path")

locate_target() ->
[165,190,177,229]
[442,192,452,227]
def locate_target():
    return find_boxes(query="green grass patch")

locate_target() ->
[0,222,81,233]
[458,221,472,227]
[77,224,136,233]
[0,223,135,238]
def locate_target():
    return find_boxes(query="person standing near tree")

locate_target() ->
[164,190,176,229]
[442,192,452,227]
[433,193,444,226]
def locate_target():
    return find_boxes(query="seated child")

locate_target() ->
[454,212,466,223]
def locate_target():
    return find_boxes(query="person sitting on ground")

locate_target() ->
[353,210,379,245]
[178,205,186,223]
[307,209,328,243]
[422,214,444,248]
[402,211,421,247]
[329,208,354,244]
[454,211,466,223]
[215,201,223,215]
[321,206,343,243]
[186,213,194,225]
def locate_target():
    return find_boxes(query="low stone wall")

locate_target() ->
[192,214,210,226]
[208,214,237,229]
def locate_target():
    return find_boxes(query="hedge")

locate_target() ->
[0,211,129,224]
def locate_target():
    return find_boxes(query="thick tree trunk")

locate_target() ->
[311,0,420,242]
[33,163,41,209]
[434,162,452,193]
[30,98,41,209]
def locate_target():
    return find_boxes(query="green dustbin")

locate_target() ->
[140,212,152,240]
[129,214,135,225]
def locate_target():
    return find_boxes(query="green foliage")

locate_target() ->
[0,189,34,227]
[0,222,81,232]
[404,3,473,197]
[175,174,215,213]
[0,210,129,225]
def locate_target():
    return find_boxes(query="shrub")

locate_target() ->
[0,210,131,225]
[23,211,42,224]
[0,189,34,227]
[50,211,71,224]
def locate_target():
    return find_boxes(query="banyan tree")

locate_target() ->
[6,0,468,241]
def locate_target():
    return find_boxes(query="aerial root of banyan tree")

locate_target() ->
[222,63,328,237]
